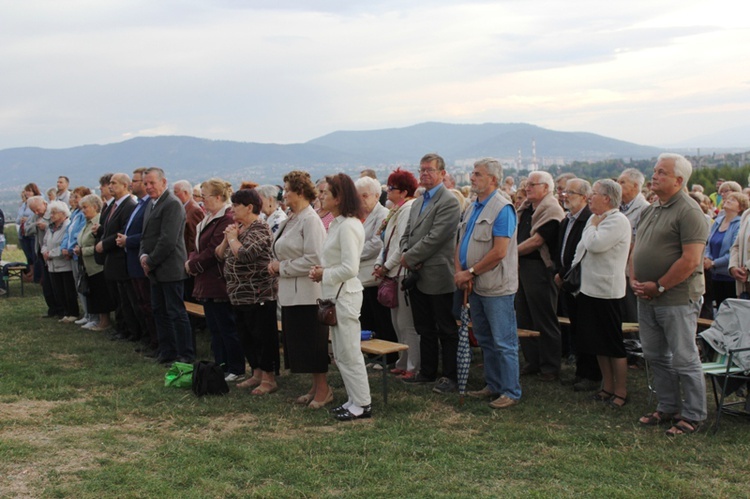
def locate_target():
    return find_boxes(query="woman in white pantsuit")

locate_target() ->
[310,173,372,421]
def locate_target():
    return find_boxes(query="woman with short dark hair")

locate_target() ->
[310,173,371,421]
[217,188,280,394]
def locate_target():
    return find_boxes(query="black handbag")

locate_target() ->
[317,283,344,326]
[76,259,89,295]
[562,250,586,295]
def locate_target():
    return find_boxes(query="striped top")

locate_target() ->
[222,219,278,305]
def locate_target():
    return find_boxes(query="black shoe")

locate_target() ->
[432,377,458,394]
[334,405,372,421]
[519,365,540,376]
[142,349,160,358]
[560,376,583,387]
[154,356,176,365]
[401,374,435,385]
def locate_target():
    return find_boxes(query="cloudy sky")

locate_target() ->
[1,0,748,150]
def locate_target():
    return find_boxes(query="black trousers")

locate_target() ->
[48,270,79,318]
[516,258,561,375]
[360,286,399,364]
[563,291,601,381]
[409,287,458,381]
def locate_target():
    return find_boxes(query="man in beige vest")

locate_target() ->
[455,158,521,409]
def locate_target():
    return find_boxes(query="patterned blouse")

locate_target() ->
[222,219,278,305]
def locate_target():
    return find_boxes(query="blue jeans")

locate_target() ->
[469,292,522,400]
[203,300,244,375]
[151,280,195,362]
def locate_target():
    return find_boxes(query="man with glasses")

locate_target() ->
[516,171,565,381]
[400,153,461,393]
[554,178,601,391]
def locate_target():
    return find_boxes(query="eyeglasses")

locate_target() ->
[387,185,402,192]
[562,190,583,197]
[527,182,545,187]
[419,167,438,174]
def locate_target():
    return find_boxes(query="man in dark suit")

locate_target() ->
[140,167,194,364]
[116,167,158,354]
[95,173,137,340]
[400,153,461,393]
[553,178,601,391]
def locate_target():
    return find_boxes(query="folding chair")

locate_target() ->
[698,299,750,433]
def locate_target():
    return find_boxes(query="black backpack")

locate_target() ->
[191,361,229,396]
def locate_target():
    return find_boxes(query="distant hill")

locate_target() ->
[0,122,662,194]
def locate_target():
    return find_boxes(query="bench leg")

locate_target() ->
[378,354,389,404]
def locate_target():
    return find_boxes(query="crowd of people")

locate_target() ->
[8,154,750,431]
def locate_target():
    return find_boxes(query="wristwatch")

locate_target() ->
[656,281,666,294]
[469,267,477,276]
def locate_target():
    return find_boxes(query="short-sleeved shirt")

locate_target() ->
[632,190,710,306]
[517,208,559,261]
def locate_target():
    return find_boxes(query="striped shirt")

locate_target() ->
[223,219,278,305]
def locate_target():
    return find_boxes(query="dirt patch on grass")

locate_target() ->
[50,352,84,369]
[0,399,70,422]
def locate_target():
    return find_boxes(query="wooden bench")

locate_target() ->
[457,320,540,338]
[1,261,28,297]
[185,301,408,403]
[361,339,409,404]
[558,316,639,335]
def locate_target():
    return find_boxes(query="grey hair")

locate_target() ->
[255,184,280,201]
[720,181,742,193]
[354,176,382,197]
[27,195,46,210]
[530,171,555,192]
[173,179,192,193]
[594,179,622,209]
[474,158,503,184]
[48,200,71,218]
[567,178,592,198]
[620,168,645,190]
[79,194,103,212]
[658,153,692,184]
[555,172,577,184]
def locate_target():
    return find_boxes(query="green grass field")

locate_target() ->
[1,246,749,498]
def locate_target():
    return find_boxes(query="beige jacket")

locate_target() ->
[729,209,750,297]
[272,205,325,306]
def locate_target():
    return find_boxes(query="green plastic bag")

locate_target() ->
[165,361,194,388]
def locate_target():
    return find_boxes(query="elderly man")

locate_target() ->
[140,168,194,365]
[456,158,520,409]
[173,180,203,255]
[516,171,565,380]
[554,178,601,391]
[26,196,64,317]
[96,173,137,339]
[400,153,461,393]
[631,153,709,436]
[555,173,577,208]
[617,168,650,322]
[56,176,71,206]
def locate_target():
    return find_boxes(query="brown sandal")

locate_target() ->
[237,377,262,389]
[251,382,278,396]
[665,419,701,436]
[638,411,679,427]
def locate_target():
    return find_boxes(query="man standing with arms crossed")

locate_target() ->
[631,153,709,436]
[456,158,521,409]
[400,153,461,394]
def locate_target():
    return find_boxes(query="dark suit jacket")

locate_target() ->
[555,205,592,278]
[124,196,149,279]
[184,199,204,254]
[100,196,136,281]
[399,185,460,295]
[140,190,188,283]
[94,199,114,266]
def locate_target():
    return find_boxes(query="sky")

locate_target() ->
[1,0,749,151]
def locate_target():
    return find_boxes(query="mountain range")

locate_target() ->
[0,122,663,192]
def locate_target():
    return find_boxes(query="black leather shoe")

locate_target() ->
[401,374,435,385]
[334,405,372,421]
[330,404,349,414]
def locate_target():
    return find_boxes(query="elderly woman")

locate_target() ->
[186,178,244,381]
[355,176,398,357]
[61,187,92,325]
[41,201,79,322]
[310,173,371,421]
[20,183,43,282]
[706,192,748,308]
[268,171,330,408]
[216,188,279,395]
[256,184,287,234]
[75,195,114,331]
[729,194,750,299]
[573,179,631,408]
[373,168,421,379]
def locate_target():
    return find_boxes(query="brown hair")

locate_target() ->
[72,186,92,197]
[201,178,233,202]
[283,170,317,203]
[325,173,362,219]
[725,191,749,214]
[24,182,41,196]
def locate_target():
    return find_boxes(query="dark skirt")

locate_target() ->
[281,304,329,374]
[576,293,626,358]
[86,271,115,314]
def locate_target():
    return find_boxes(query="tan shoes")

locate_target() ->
[467,386,498,399]
[488,395,518,409]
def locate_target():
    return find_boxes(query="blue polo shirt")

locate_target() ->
[419,183,445,216]
[459,191,516,269]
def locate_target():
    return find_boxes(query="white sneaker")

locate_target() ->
[74,317,89,325]
[224,373,241,382]
[82,321,99,329]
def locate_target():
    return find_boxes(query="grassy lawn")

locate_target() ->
[1,246,749,498]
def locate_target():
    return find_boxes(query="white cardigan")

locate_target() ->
[573,209,630,299]
[321,216,365,298]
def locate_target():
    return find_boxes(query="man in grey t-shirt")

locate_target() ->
[631,153,709,436]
